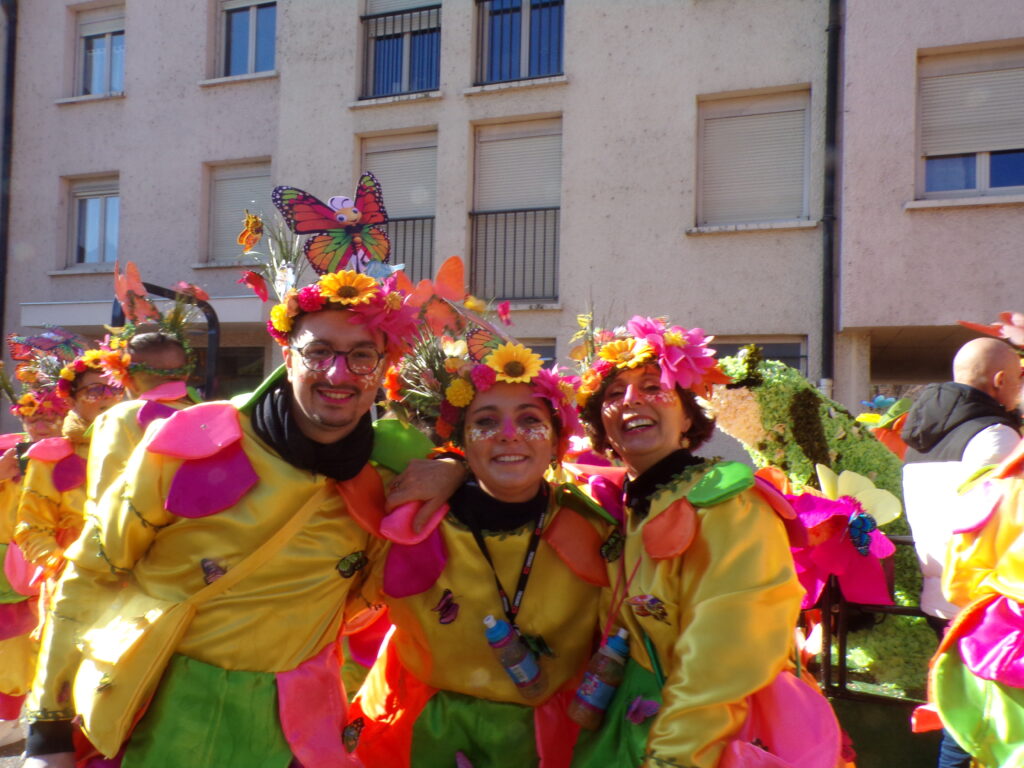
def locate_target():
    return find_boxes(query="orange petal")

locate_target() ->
[542,507,609,586]
[643,498,697,560]
[334,463,386,537]
[432,256,465,301]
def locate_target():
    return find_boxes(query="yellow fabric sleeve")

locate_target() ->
[0,475,22,543]
[14,443,88,569]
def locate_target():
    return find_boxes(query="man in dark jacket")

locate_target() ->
[902,336,1021,768]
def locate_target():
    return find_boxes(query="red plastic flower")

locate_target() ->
[237,271,269,302]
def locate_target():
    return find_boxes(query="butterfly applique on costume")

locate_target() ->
[628,594,669,623]
[431,588,459,624]
[272,172,397,277]
[337,551,369,579]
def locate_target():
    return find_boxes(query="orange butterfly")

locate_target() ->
[236,209,263,252]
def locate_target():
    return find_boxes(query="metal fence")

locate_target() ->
[383,216,434,283]
[361,5,441,99]
[470,207,558,301]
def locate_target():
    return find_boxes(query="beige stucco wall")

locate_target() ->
[840,0,1024,330]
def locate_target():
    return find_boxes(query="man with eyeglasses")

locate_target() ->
[24,269,465,768]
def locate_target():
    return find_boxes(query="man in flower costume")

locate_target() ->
[24,268,465,768]
[570,317,844,768]
[0,387,69,747]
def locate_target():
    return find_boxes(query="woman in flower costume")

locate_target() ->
[347,329,618,767]
[0,388,68,744]
[14,348,125,578]
[570,316,844,768]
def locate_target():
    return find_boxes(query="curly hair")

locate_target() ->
[579,367,716,458]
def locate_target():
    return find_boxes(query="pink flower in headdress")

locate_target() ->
[439,399,462,424]
[626,316,719,393]
[296,284,326,312]
[497,301,512,327]
[470,364,497,393]
[266,320,288,346]
[346,285,418,355]
[531,367,582,441]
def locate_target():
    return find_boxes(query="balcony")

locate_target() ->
[361,5,441,99]
[470,207,559,301]
[474,0,563,86]
[383,216,435,283]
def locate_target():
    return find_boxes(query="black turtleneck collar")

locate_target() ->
[450,480,549,534]
[250,381,374,481]
[624,449,704,519]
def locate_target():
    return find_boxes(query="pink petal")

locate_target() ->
[137,401,178,429]
[165,441,258,518]
[25,437,73,462]
[140,380,188,402]
[836,558,893,605]
[148,403,242,460]
[0,598,38,640]
[379,502,449,546]
[52,453,86,493]
[382,530,447,598]
[867,530,896,559]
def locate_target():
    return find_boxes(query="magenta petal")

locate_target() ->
[868,530,896,559]
[165,441,258,518]
[383,530,447,598]
[139,380,188,402]
[26,437,73,462]
[588,475,625,522]
[137,400,177,429]
[52,453,86,493]
[379,502,449,545]
[148,403,242,460]
[836,558,893,605]
[0,599,38,641]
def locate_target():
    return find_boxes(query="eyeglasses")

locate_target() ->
[293,342,383,375]
[73,383,124,402]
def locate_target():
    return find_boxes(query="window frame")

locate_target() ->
[207,162,272,264]
[696,89,812,227]
[69,177,120,267]
[917,47,1024,200]
[220,0,277,78]
[474,0,564,86]
[360,3,442,99]
[76,7,125,97]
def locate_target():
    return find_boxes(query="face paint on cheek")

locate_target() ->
[466,426,500,442]
[641,390,678,406]
[517,423,552,441]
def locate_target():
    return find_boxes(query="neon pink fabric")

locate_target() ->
[136,400,177,429]
[164,440,258,518]
[52,453,86,493]
[0,597,37,640]
[958,595,1024,687]
[139,380,188,402]
[147,403,242,460]
[25,437,73,462]
[379,501,449,545]
[720,671,841,768]
[3,542,42,597]
[382,530,447,598]
[0,433,23,452]
[276,642,362,768]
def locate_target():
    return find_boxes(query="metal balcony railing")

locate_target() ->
[382,216,434,283]
[361,5,441,99]
[470,207,559,301]
[474,0,563,85]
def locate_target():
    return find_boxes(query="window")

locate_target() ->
[697,90,810,226]
[77,8,124,96]
[919,48,1024,197]
[713,340,808,376]
[472,119,561,301]
[71,179,119,265]
[363,133,437,282]
[361,2,441,98]
[475,0,563,85]
[208,163,271,262]
[192,347,266,399]
[222,1,276,77]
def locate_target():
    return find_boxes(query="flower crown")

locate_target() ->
[573,314,731,407]
[9,388,69,419]
[266,269,416,354]
[56,346,132,398]
[388,333,581,454]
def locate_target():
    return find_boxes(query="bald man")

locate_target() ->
[901,337,1022,767]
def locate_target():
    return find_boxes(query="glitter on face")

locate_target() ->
[466,422,553,443]
[601,388,678,417]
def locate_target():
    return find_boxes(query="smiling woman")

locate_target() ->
[346,332,618,768]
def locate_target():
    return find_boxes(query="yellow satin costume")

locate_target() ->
[573,459,806,768]
[349,483,615,768]
[0,458,36,711]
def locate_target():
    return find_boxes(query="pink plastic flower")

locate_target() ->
[497,300,512,327]
[470,364,497,392]
[531,367,582,440]
[296,284,326,312]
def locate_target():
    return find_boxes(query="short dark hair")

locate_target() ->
[127,332,189,379]
[579,368,715,458]
[127,331,185,359]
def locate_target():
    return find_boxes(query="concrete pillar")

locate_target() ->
[833,330,872,413]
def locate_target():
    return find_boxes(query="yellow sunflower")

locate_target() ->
[598,338,654,369]
[445,378,475,408]
[318,271,378,306]
[485,342,543,384]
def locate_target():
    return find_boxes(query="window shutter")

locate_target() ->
[365,0,432,15]
[920,67,1024,156]
[210,169,271,262]
[700,108,806,225]
[475,122,561,210]
[363,144,437,218]
[79,8,124,36]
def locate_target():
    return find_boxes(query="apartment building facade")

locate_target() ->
[0,0,1020,429]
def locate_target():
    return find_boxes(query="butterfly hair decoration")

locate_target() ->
[272,172,397,277]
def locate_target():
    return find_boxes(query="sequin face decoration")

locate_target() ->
[463,382,557,503]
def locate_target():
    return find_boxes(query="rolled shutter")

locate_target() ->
[920,67,1024,156]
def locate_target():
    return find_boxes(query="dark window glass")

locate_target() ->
[373,34,403,96]
[487,0,521,83]
[225,8,250,76]
[409,28,441,92]
[713,343,807,376]
[991,149,1024,188]
[192,347,267,400]
[925,154,976,192]
[104,196,119,262]
[529,0,562,77]
[254,4,276,72]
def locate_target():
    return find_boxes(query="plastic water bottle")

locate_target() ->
[483,615,546,699]
[567,628,630,729]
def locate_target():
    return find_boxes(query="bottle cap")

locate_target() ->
[484,614,510,643]
[606,628,630,659]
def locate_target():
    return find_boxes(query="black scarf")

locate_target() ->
[251,382,374,481]
[450,480,549,533]
[624,449,704,519]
